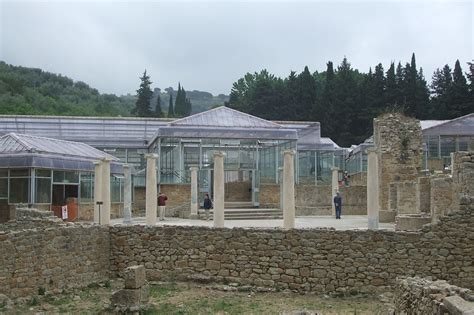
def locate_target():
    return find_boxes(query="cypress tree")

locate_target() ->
[154,94,163,117]
[385,62,398,107]
[132,70,153,117]
[168,93,174,117]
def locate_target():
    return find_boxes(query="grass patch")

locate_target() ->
[150,283,180,299]
[50,296,73,306]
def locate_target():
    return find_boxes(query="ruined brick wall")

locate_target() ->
[374,113,423,212]
[0,224,110,298]
[416,177,431,213]
[395,181,418,214]
[260,184,279,207]
[110,206,473,294]
[347,172,367,186]
[394,277,474,315]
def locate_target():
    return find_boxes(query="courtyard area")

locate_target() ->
[111,215,395,230]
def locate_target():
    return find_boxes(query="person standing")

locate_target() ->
[158,192,168,221]
[203,193,213,221]
[333,191,342,219]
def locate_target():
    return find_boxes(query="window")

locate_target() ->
[35,169,51,204]
[111,175,123,203]
[9,169,29,204]
[79,172,93,204]
[53,171,79,184]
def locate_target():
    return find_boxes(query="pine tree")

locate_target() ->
[132,70,153,117]
[449,60,471,118]
[296,66,317,121]
[168,93,174,117]
[154,94,163,117]
[430,65,452,118]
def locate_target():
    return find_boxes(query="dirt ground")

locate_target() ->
[1,280,394,314]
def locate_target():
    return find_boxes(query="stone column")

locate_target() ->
[101,158,111,225]
[123,164,132,224]
[145,154,158,226]
[189,167,199,219]
[366,148,379,229]
[331,167,339,217]
[282,150,295,230]
[93,160,103,224]
[213,151,225,228]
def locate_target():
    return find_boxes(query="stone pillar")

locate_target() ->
[366,148,379,230]
[145,153,158,226]
[331,167,339,217]
[213,151,225,228]
[101,158,111,225]
[93,160,103,224]
[123,164,132,224]
[190,167,199,219]
[282,150,295,230]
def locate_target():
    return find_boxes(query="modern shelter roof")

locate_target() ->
[170,106,282,128]
[422,113,474,136]
[0,133,122,172]
[154,107,298,141]
[0,115,171,148]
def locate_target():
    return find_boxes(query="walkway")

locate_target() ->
[111,215,394,230]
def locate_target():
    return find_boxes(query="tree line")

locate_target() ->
[132,70,192,118]
[226,54,474,147]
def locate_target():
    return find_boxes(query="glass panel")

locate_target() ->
[111,176,122,203]
[458,137,469,151]
[10,169,29,177]
[0,178,7,198]
[9,178,28,203]
[440,136,456,158]
[36,169,51,177]
[0,169,8,177]
[426,136,439,158]
[80,173,93,204]
[298,151,315,184]
[53,171,79,183]
[183,144,200,170]
[35,178,51,203]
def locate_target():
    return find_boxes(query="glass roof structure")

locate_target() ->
[0,115,171,148]
[0,133,122,172]
[153,107,298,141]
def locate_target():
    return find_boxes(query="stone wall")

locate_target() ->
[395,181,418,214]
[78,203,123,221]
[374,113,423,213]
[394,277,474,314]
[348,172,366,186]
[430,176,454,223]
[261,184,367,215]
[0,224,109,298]
[225,181,251,201]
[134,185,191,218]
[109,206,474,294]
[416,176,431,213]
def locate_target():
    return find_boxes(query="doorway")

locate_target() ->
[52,184,78,221]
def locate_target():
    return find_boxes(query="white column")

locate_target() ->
[101,158,111,225]
[283,150,295,230]
[93,160,103,224]
[367,148,379,229]
[123,164,132,224]
[331,167,339,217]
[213,151,225,228]
[145,153,158,226]
[190,167,199,219]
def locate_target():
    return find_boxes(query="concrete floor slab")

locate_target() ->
[111,215,395,230]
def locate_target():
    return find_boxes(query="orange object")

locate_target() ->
[51,198,78,221]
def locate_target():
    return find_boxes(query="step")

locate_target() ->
[224,201,255,209]
[197,208,283,220]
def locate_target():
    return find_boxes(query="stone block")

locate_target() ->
[379,210,396,223]
[395,215,431,231]
[111,285,149,308]
[443,295,474,315]
[124,265,146,289]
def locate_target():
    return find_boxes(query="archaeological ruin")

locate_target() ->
[0,110,473,312]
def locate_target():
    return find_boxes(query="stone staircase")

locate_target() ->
[198,201,283,220]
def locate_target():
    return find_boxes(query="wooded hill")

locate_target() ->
[0,61,228,117]
[227,54,474,147]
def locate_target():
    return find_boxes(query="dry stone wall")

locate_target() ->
[0,223,109,299]
[394,276,474,315]
[110,206,473,294]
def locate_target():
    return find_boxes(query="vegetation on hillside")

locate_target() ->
[227,54,474,146]
[0,61,135,116]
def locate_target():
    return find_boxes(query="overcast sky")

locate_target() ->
[0,0,472,95]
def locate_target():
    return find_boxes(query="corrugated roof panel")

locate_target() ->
[0,133,119,161]
[170,107,281,128]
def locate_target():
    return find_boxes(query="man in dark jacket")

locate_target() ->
[203,193,212,221]
[158,192,168,221]
[333,191,342,219]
